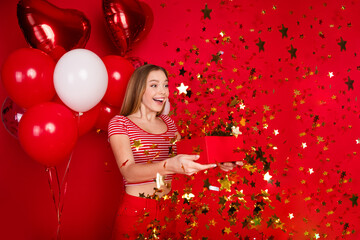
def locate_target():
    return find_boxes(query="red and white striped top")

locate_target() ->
[108,115,178,186]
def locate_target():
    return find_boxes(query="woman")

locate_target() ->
[108,64,238,239]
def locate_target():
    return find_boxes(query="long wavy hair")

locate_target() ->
[120,64,168,116]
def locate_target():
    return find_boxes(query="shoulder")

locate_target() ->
[110,114,126,121]
[160,115,178,132]
[159,115,175,125]
[108,115,130,138]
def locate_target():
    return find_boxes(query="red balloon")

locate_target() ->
[102,55,134,107]
[17,0,91,60]
[126,56,146,69]
[95,102,120,132]
[103,0,153,55]
[1,97,26,139]
[53,95,100,136]
[18,102,78,166]
[74,104,100,136]
[1,48,56,109]
[133,2,154,43]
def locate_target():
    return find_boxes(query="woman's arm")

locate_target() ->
[109,134,216,183]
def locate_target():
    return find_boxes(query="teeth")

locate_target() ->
[154,98,164,102]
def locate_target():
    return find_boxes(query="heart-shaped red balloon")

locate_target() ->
[17,0,91,61]
[103,0,153,56]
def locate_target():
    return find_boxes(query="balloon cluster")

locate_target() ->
[1,0,152,167]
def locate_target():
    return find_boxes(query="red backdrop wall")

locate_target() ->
[0,0,359,239]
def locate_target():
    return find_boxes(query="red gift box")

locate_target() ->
[176,136,245,164]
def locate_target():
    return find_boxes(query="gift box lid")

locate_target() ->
[176,136,245,164]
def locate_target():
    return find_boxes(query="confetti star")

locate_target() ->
[356,138,360,144]
[211,53,222,64]
[275,180,280,187]
[239,103,246,109]
[203,178,211,189]
[132,140,143,150]
[256,38,265,52]
[302,142,307,149]
[218,175,232,192]
[201,4,212,19]
[315,233,320,239]
[224,227,232,234]
[308,168,314,174]
[192,145,203,154]
[328,72,334,78]
[179,67,186,76]
[182,193,195,200]
[209,219,217,226]
[231,126,242,137]
[345,76,354,90]
[349,194,358,207]
[337,37,347,51]
[274,129,279,135]
[288,44,297,59]
[279,24,288,38]
[177,83,188,94]
[156,173,165,188]
[264,172,272,181]
[289,213,294,219]
[239,117,246,126]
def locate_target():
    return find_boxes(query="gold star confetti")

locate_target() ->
[274,129,279,135]
[328,72,334,78]
[239,117,246,126]
[289,213,294,219]
[302,142,307,149]
[132,140,143,150]
[224,227,232,234]
[209,219,217,226]
[294,89,301,96]
[218,175,232,192]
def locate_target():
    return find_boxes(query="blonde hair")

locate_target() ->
[120,64,168,116]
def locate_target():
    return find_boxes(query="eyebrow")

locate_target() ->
[149,79,168,82]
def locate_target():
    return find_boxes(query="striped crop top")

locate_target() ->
[108,115,178,186]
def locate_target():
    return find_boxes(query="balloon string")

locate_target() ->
[46,167,60,240]
[77,112,82,136]
[57,151,74,240]
[46,167,58,213]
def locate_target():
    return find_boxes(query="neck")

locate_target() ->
[131,105,158,121]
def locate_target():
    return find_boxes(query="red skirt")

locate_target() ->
[111,193,177,239]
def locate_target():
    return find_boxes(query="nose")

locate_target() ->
[158,85,167,95]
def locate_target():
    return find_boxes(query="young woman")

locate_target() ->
[108,64,238,239]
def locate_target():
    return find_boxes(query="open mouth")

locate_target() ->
[153,98,165,103]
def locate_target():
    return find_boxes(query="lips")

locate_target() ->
[153,97,165,103]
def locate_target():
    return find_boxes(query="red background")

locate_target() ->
[1,0,359,239]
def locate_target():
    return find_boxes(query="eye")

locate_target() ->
[164,84,169,88]
[150,84,157,88]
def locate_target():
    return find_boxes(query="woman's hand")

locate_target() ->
[218,161,244,172]
[167,154,217,175]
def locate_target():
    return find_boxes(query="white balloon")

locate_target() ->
[54,49,108,112]
[163,100,171,115]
